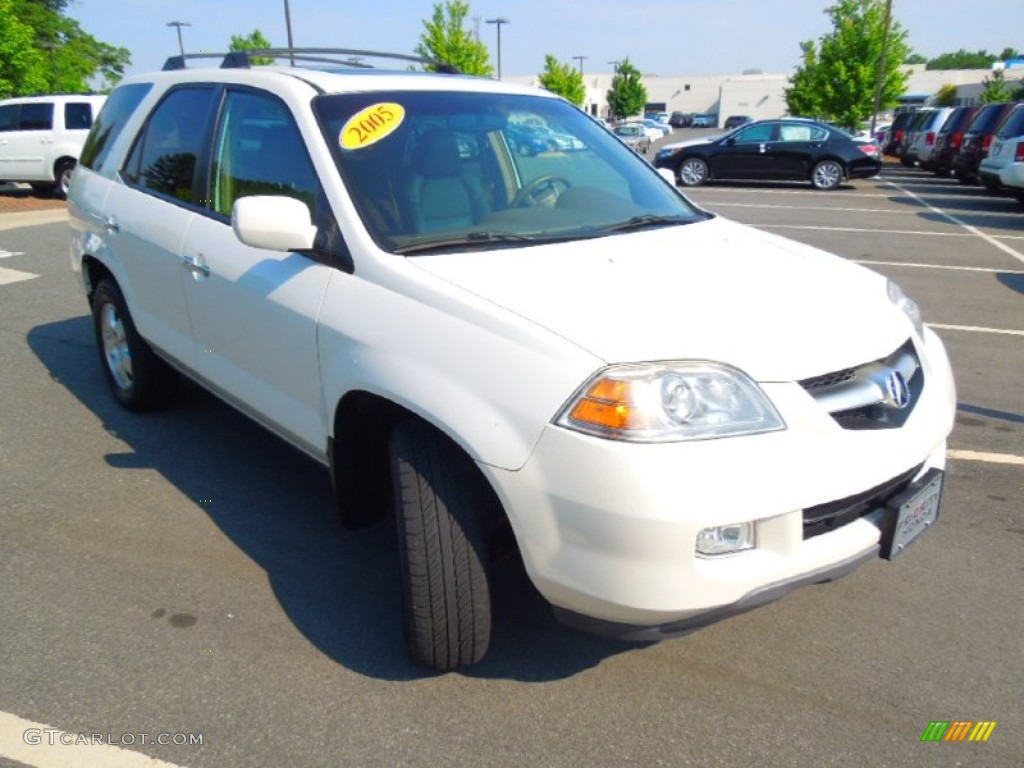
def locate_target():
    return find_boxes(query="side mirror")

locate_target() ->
[232,196,317,252]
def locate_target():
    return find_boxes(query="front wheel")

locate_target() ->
[91,279,178,411]
[811,160,844,190]
[391,419,493,670]
[677,157,708,187]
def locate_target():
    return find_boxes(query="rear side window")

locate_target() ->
[19,102,53,130]
[969,105,1010,133]
[996,106,1024,138]
[122,86,218,204]
[64,102,94,130]
[0,104,17,131]
[81,84,152,172]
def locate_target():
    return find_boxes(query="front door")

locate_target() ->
[711,122,779,179]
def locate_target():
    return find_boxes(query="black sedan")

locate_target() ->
[653,118,882,190]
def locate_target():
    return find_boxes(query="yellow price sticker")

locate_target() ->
[340,102,405,150]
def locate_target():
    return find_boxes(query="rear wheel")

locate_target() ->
[390,419,492,670]
[811,159,843,190]
[91,279,178,411]
[677,157,708,187]
[55,160,75,199]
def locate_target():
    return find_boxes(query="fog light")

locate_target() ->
[696,522,755,556]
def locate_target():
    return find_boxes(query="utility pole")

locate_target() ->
[573,55,588,75]
[486,17,510,80]
[166,21,190,57]
[283,0,295,66]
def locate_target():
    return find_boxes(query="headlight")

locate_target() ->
[655,147,677,161]
[556,362,785,442]
[887,280,924,338]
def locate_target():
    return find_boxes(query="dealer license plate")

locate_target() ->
[879,469,944,560]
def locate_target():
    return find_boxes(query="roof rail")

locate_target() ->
[162,48,461,75]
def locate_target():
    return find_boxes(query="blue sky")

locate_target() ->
[67,0,1023,79]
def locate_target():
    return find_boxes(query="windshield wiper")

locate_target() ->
[596,214,696,234]
[393,231,569,255]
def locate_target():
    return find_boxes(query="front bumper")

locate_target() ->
[482,329,956,632]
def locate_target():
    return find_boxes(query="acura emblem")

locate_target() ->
[883,370,910,410]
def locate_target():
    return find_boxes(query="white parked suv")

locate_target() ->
[68,49,956,670]
[978,103,1024,203]
[0,93,106,197]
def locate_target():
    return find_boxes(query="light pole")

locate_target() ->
[486,17,510,80]
[166,21,190,57]
[283,0,295,66]
[572,55,588,75]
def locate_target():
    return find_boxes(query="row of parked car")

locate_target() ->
[884,101,1024,202]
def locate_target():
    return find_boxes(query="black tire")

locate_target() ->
[677,157,708,186]
[55,159,75,199]
[390,419,492,670]
[91,279,178,412]
[811,159,844,190]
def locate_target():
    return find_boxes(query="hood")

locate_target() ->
[410,217,911,382]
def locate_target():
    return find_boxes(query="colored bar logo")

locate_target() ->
[921,721,997,742]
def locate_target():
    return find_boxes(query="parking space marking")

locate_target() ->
[0,265,39,285]
[0,711,188,768]
[707,201,1021,221]
[855,259,1024,275]
[947,449,1024,466]
[758,224,989,238]
[0,249,26,258]
[882,180,1024,264]
[929,323,1024,337]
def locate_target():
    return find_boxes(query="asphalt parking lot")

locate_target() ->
[1,150,1022,767]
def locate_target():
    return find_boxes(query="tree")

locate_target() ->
[606,59,647,120]
[415,0,492,76]
[537,54,585,106]
[230,29,274,65]
[784,0,910,130]
[903,53,927,65]
[926,49,999,70]
[1,0,129,96]
[979,67,1014,103]
[933,83,958,106]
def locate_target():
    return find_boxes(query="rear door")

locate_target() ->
[770,121,829,178]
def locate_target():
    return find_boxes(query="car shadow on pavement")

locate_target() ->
[27,316,643,682]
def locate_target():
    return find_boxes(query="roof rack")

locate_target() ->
[162,48,461,75]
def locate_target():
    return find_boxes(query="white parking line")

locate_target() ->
[855,259,1024,275]
[929,323,1024,337]
[757,224,993,238]
[0,711,188,768]
[0,265,39,285]
[882,180,1024,264]
[0,249,26,258]
[948,449,1024,466]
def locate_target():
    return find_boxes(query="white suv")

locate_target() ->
[69,49,956,670]
[0,93,106,197]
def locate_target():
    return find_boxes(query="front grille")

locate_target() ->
[799,340,923,430]
[803,463,923,539]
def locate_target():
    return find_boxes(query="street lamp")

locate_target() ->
[166,21,191,57]
[573,55,588,75]
[486,17,510,80]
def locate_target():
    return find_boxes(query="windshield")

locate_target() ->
[313,90,702,254]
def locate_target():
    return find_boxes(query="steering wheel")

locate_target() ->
[511,175,572,207]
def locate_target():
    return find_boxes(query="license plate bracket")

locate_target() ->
[879,468,944,560]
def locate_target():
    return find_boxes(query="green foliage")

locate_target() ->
[903,53,927,65]
[230,29,274,66]
[979,68,1014,103]
[933,83,958,106]
[606,59,647,119]
[926,48,1020,70]
[415,0,493,77]
[537,54,585,106]
[785,0,910,130]
[0,0,129,96]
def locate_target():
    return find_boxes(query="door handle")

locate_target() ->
[182,254,210,277]
[101,215,120,233]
